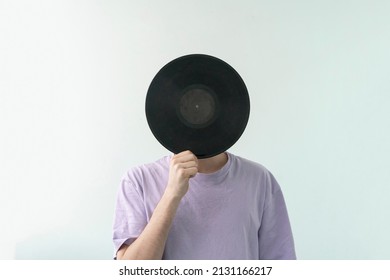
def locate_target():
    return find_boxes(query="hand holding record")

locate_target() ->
[165,150,198,199]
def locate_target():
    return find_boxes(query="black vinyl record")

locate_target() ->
[145,54,250,158]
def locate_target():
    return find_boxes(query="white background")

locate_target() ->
[1,0,389,259]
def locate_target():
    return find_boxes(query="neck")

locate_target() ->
[198,152,228,174]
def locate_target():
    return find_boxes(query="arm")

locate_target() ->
[258,172,296,260]
[116,151,198,260]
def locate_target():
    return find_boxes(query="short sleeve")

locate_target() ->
[112,175,147,256]
[258,172,296,260]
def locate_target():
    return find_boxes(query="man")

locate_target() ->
[113,150,296,259]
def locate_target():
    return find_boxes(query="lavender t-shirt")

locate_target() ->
[113,153,296,259]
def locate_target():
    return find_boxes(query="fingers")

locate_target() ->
[183,166,198,178]
[170,150,198,179]
[171,151,198,166]
[165,151,198,199]
[172,150,198,162]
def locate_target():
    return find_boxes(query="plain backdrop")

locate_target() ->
[1,0,389,259]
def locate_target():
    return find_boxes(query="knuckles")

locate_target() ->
[170,158,178,166]
[176,168,185,178]
[169,151,198,179]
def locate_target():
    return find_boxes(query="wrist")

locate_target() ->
[163,187,184,204]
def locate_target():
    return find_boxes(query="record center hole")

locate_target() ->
[179,88,216,126]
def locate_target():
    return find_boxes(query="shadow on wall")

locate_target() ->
[14,227,112,260]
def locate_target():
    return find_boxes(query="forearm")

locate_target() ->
[116,151,198,260]
[117,191,181,260]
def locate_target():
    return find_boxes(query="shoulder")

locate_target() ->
[115,156,170,206]
[122,155,170,183]
[229,153,271,176]
[119,155,170,197]
[228,153,281,193]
